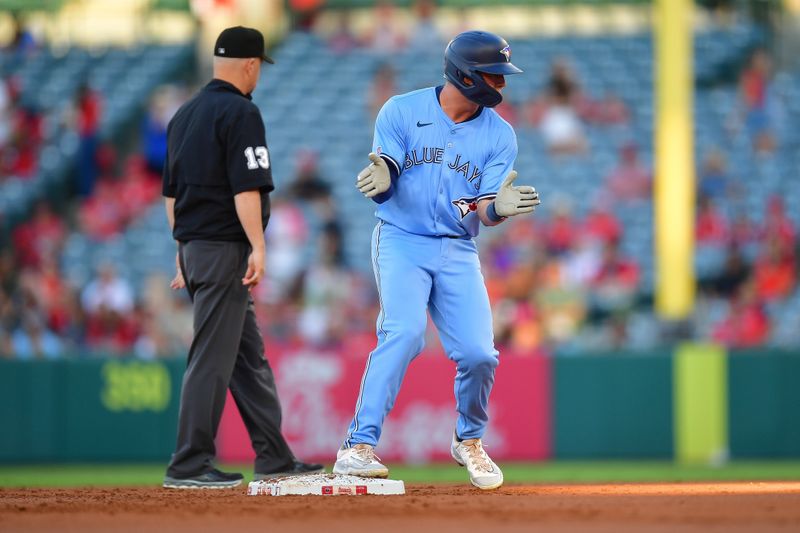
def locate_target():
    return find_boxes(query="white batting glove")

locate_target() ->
[493,171,540,217]
[356,152,392,198]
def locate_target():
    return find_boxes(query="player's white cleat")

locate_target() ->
[332,444,389,478]
[451,435,504,490]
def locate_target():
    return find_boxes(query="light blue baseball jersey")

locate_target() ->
[373,86,518,238]
[342,86,516,449]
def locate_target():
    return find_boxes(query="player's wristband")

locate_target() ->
[371,157,400,204]
[372,182,394,204]
[487,201,506,223]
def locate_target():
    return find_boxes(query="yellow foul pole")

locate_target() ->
[655,0,695,318]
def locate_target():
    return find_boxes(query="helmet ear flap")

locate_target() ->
[445,62,474,88]
[444,55,502,107]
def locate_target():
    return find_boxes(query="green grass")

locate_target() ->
[1,462,800,488]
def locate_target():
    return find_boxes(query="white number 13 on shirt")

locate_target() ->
[244,146,270,170]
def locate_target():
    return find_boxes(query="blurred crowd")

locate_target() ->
[0,73,193,360]
[0,8,797,360]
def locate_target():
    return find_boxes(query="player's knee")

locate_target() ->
[459,347,499,374]
[398,324,427,347]
[390,321,427,352]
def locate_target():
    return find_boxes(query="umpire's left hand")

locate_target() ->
[170,251,185,290]
[242,247,265,290]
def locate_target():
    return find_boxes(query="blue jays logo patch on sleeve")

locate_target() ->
[452,196,480,219]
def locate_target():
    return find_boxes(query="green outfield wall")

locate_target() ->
[0,359,182,462]
[1,349,799,463]
[553,351,673,458]
[728,351,800,458]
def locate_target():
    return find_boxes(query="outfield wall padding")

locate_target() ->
[2,349,800,462]
[728,351,800,458]
[552,352,674,458]
[0,359,182,462]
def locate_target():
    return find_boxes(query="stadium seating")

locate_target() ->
[0,43,192,230]
[57,24,800,348]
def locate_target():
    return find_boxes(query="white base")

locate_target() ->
[247,473,405,496]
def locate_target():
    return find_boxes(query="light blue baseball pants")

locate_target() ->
[344,220,499,447]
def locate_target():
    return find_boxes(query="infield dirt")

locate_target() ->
[2,482,800,532]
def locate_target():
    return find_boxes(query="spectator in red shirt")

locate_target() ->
[10,107,41,177]
[588,91,629,125]
[84,304,140,356]
[78,179,126,240]
[729,212,757,247]
[583,198,622,244]
[8,134,36,176]
[753,237,796,302]
[590,241,640,314]
[604,143,650,202]
[11,201,66,269]
[118,155,160,223]
[1,101,42,178]
[739,48,775,154]
[761,195,795,250]
[81,264,138,356]
[592,242,640,288]
[74,84,102,197]
[544,198,579,256]
[712,281,770,348]
[696,196,729,244]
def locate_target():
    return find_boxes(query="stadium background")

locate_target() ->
[1,0,799,480]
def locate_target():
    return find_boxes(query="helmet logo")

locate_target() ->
[500,46,510,61]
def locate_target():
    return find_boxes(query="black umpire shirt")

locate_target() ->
[162,79,274,243]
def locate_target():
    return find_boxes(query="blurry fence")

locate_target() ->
[1,348,799,463]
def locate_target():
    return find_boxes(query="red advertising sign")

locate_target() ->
[217,348,550,463]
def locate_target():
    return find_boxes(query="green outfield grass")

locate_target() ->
[1,462,800,487]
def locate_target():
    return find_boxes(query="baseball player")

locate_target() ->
[333,31,539,490]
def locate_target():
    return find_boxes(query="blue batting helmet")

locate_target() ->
[444,30,523,108]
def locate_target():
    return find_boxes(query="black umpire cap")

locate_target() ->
[214,26,275,64]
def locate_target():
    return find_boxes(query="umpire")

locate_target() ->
[162,26,322,489]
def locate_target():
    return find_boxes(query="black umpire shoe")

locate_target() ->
[163,468,244,489]
[254,461,325,481]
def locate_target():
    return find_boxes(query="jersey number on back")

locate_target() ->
[244,146,270,170]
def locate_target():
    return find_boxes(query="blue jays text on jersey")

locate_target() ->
[403,148,481,182]
[372,86,517,238]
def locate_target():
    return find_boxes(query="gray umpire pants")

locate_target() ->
[166,240,294,478]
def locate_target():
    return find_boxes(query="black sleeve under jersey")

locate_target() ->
[226,106,273,195]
